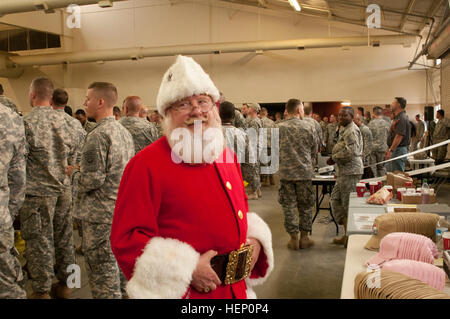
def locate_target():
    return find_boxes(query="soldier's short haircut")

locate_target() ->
[395,97,407,109]
[31,77,54,101]
[75,109,86,116]
[342,106,355,118]
[88,82,118,106]
[219,101,235,122]
[358,107,364,114]
[124,96,142,114]
[286,99,301,114]
[373,106,383,116]
[113,106,121,115]
[437,109,444,117]
[260,107,268,115]
[52,88,69,106]
[303,104,312,115]
[415,114,420,118]
[64,105,73,116]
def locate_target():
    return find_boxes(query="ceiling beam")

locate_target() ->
[327,0,433,20]
[331,15,421,37]
[417,0,444,33]
[400,0,416,32]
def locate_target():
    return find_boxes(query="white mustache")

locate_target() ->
[185,117,207,126]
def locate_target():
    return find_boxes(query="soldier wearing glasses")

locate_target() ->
[111,55,274,299]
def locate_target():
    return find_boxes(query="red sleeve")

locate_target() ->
[110,154,161,279]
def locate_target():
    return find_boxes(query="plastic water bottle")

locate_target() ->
[421,179,430,204]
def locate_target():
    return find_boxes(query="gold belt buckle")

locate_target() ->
[224,244,254,285]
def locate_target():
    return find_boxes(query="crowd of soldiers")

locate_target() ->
[0,78,164,299]
[1,78,449,299]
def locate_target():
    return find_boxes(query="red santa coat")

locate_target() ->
[111,136,273,299]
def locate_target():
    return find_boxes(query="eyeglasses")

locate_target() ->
[171,97,214,113]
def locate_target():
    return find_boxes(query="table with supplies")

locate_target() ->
[347,192,450,236]
[340,234,450,299]
[311,175,338,235]
[407,157,435,171]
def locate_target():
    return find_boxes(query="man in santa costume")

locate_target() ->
[111,55,274,299]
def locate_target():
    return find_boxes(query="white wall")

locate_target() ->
[0,0,429,115]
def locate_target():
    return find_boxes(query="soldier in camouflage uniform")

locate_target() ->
[245,103,262,199]
[67,82,134,299]
[19,78,79,299]
[219,101,257,188]
[411,114,426,152]
[120,96,159,154]
[324,115,339,156]
[277,99,317,251]
[354,113,374,177]
[52,89,87,265]
[259,107,275,186]
[0,84,19,114]
[0,104,27,299]
[433,110,450,164]
[75,109,96,134]
[328,107,363,247]
[153,111,164,139]
[302,105,322,167]
[368,107,391,177]
[320,116,328,142]
[234,108,248,130]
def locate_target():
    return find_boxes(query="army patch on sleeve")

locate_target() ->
[82,148,99,171]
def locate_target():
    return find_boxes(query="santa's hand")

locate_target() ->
[191,250,221,294]
[246,237,261,272]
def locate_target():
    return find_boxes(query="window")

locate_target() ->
[0,28,61,52]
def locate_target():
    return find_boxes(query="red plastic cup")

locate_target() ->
[443,232,450,251]
[369,182,378,195]
[397,188,406,201]
[377,181,382,192]
[356,183,366,197]
[385,185,393,193]
[405,181,413,188]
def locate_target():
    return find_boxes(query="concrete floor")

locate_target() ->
[23,173,450,299]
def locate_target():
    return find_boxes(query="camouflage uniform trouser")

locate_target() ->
[81,221,121,299]
[0,226,26,298]
[433,140,448,163]
[20,190,75,293]
[241,162,261,192]
[331,175,361,225]
[278,180,314,234]
[371,151,386,177]
[260,147,273,183]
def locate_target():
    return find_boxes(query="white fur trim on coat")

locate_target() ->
[245,212,274,290]
[156,55,220,116]
[126,237,200,299]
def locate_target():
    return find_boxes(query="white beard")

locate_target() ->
[164,110,225,164]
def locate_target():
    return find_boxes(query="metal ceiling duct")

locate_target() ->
[428,24,450,59]
[7,35,417,68]
[0,0,125,15]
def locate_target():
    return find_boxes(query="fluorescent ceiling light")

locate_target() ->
[341,101,351,106]
[288,0,301,12]
[436,59,441,66]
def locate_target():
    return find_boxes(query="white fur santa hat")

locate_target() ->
[156,55,220,116]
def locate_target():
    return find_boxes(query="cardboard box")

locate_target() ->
[386,172,413,193]
[401,194,436,204]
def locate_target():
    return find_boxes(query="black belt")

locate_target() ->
[210,245,254,285]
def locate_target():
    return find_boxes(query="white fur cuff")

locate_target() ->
[246,212,274,287]
[126,237,200,299]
